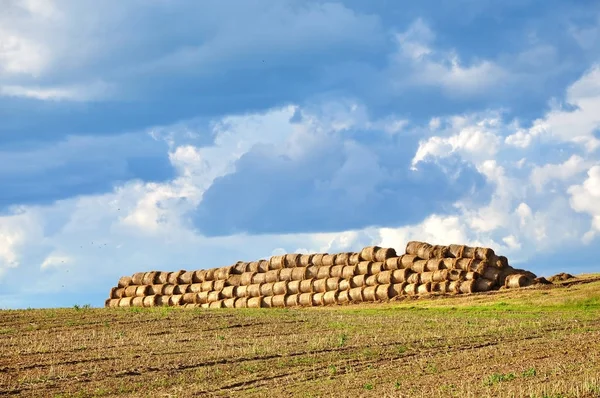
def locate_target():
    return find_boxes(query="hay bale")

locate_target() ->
[182,293,197,304]
[170,295,183,306]
[247,261,259,273]
[335,252,351,265]
[167,271,184,285]
[154,272,168,284]
[306,265,319,278]
[417,283,431,295]
[399,254,418,269]
[215,266,232,280]
[459,279,476,294]
[222,286,236,298]
[322,254,337,266]
[376,284,392,300]
[404,283,418,296]
[312,253,326,266]
[447,269,465,281]
[197,292,209,304]
[442,258,457,269]
[236,285,248,298]
[118,276,133,288]
[279,268,293,281]
[363,286,377,301]
[200,303,210,309]
[416,243,435,259]
[407,271,421,284]
[326,277,341,291]
[376,247,397,262]
[273,281,288,295]
[131,272,145,285]
[300,279,314,293]
[323,291,338,305]
[370,262,384,275]
[216,279,228,290]
[118,297,134,307]
[205,268,218,281]
[252,273,267,284]
[107,299,120,308]
[476,247,495,260]
[223,298,237,308]
[350,275,366,288]
[259,283,275,296]
[431,281,449,294]
[148,285,164,295]
[124,285,149,297]
[272,295,287,308]
[377,270,393,284]
[209,300,224,309]
[349,287,364,302]
[391,269,411,283]
[349,253,361,265]
[365,275,378,286]
[341,265,356,279]
[448,244,465,258]
[391,282,407,297]
[188,283,202,294]
[317,266,332,279]
[287,280,301,294]
[313,278,327,293]
[299,254,314,266]
[233,262,249,274]
[163,285,176,296]
[248,297,262,308]
[426,259,444,271]
[420,271,435,284]
[291,267,307,280]
[448,280,461,293]
[454,258,474,271]
[110,287,125,299]
[357,261,372,275]
[286,294,299,307]
[384,257,401,271]
[405,241,423,256]
[479,266,500,282]
[360,246,380,261]
[258,260,270,273]
[265,269,280,283]
[234,297,248,308]
[474,278,494,292]
[337,290,350,304]
[298,293,312,306]
[411,260,428,273]
[432,270,449,282]
[505,274,529,288]
[432,245,449,258]
[178,271,194,284]
[269,255,286,270]
[339,279,350,291]
[285,254,301,268]
[241,272,256,286]
[330,265,344,278]
[312,292,325,306]
[201,280,214,292]
[174,284,190,295]
[207,290,221,302]
[227,275,242,286]
[548,272,575,282]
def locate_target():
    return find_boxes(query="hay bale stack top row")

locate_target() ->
[106,241,537,309]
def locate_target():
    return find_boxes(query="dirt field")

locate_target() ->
[1,275,600,398]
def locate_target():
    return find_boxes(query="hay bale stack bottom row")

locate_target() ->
[106,241,538,309]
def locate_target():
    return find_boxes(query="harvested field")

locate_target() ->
[1,275,600,397]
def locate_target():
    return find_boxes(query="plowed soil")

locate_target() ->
[2,275,600,398]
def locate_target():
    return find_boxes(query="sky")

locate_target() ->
[1,0,600,309]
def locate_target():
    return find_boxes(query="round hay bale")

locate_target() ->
[272,295,286,308]
[136,285,150,297]
[369,262,384,275]
[215,266,232,281]
[377,270,393,284]
[223,298,237,308]
[497,255,509,268]
[505,274,529,288]
[279,268,293,281]
[222,286,236,299]
[454,258,474,271]
[247,261,260,273]
[273,281,288,295]
[209,300,224,309]
[375,247,397,262]
[326,277,341,291]
[233,262,249,274]
[300,279,314,293]
[447,269,465,281]
[163,285,176,296]
[265,269,280,283]
[170,295,183,306]
[118,297,134,307]
[448,244,465,258]
[365,275,378,286]
[313,278,327,293]
[118,276,133,288]
[407,272,421,285]
[291,267,307,280]
[405,241,423,256]
[474,278,494,292]
[285,294,299,307]
[174,284,190,295]
[459,279,476,293]
[236,285,248,298]
[317,266,332,279]
[376,284,392,300]
[252,273,267,284]
[312,253,326,266]
[214,278,226,291]
[259,282,275,296]
[360,246,380,261]
[357,261,372,275]
[287,280,301,294]
[363,286,377,301]
[306,266,319,278]
[400,255,418,269]
[155,272,169,284]
[349,253,361,265]
[148,285,164,295]
[391,282,407,297]
[131,272,145,285]
[404,283,418,296]
[227,275,242,286]
[201,280,214,292]
[465,271,478,280]
[431,281,449,294]
[330,265,344,278]
[248,297,262,308]
[107,298,120,308]
[420,271,435,284]
[261,296,273,308]
[475,247,495,260]
[341,265,356,279]
[312,292,325,306]
[178,271,194,285]
[350,275,366,288]
[335,252,351,265]
[480,266,500,282]
[349,287,364,302]
[323,290,338,305]
[205,268,217,281]
[110,287,125,299]
[339,279,350,291]
[442,258,458,269]
[416,244,435,259]
[259,260,271,272]
[298,293,312,306]
[322,254,337,266]
[123,286,137,297]
[432,245,449,258]
[337,290,350,304]
[200,303,210,309]
[269,255,286,270]
[167,271,184,285]
[235,297,249,308]
[462,246,476,259]
[432,269,449,282]
[391,269,411,283]
[299,254,314,267]
[207,291,222,303]
[182,293,197,304]
[448,280,461,293]
[417,283,432,295]
[425,259,443,271]
[241,272,256,286]
[384,257,401,271]
[197,291,209,304]
[285,253,301,268]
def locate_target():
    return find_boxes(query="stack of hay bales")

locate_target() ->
[105,241,536,309]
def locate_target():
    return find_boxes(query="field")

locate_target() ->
[1,275,600,398]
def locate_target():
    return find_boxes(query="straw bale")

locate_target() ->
[215,266,233,280]
[326,277,341,291]
[233,262,249,274]
[186,283,200,293]
[265,269,280,283]
[400,254,418,269]
[335,252,351,265]
[279,268,293,281]
[330,265,344,278]
[176,271,193,285]
[107,299,120,308]
[404,283,418,296]
[497,255,509,268]
[341,265,356,279]
[205,268,217,281]
[110,287,125,299]
[261,296,274,308]
[197,292,209,304]
[420,271,435,284]
[350,274,366,288]
[377,270,393,284]
[148,285,164,295]
[119,297,134,307]
[140,272,155,284]
[312,292,325,306]
[259,282,275,296]
[348,287,364,302]
[124,285,149,297]
[222,286,236,299]
[357,261,372,275]
[312,254,326,266]
[298,293,312,306]
[214,280,226,291]
[241,272,256,286]
[273,281,288,295]
[391,269,411,283]
[462,245,476,259]
[118,276,133,288]
[376,247,397,262]
[269,255,286,270]
[317,266,332,279]
[227,275,242,286]
[291,267,307,281]
[432,269,449,282]
[474,278,494,292]
[384,257,401,271]
[505,274,529,288]
[247,261,259,273]
[370,262,384,275]
[234,297,248,308]
[323,290,338,305]
[153,271,168,284]
[163,285,176,296]
[411,260,427,275]
[166,271,183,285]
[447,269,465,281]
[207,291,221,302]
[425,259,444,271]
[416,243,435,259]
[300,279,314,293]
[337,290,350,304]
[209,300,224,309]
[285,253,301,268]
[322,254,337,266]
[365,275,378,286]
[248,297,262,308]
[376,284,392,300]
[476,247,495,260]
[182,293,197,305]
[432,245,449,258]
[454,258,474,271]
[272,295,287,308]
[448,280,461,293]
[223,298,237,308]
[391,282,407,297]
[360,246,379,261]
[155,295,169,306]
[285,294,299,307]
[252,273,267,284]
[257,260,270,273]
[448,244,465,258]
[480,266,500,282]
[169,295,183,306]
[200,303,210,309]
[313,278,327,293]
[349,253,361,265]
[417,283,431,295]
[201,280,214,292]
[131,272,145,285]
[431,281,449,294]
[442,258,457,269]
[339,279,350,291]
[459,279,476,294]
[287,280,301,294]
[236,285,248,298]
[299,254,314,267]
[306,265,319,278]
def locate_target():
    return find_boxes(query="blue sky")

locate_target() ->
[1,0,600,309]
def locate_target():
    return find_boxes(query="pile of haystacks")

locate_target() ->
[105,241,537,309]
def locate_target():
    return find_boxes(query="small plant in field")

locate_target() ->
[328,365,337,376]
[522,367,537,377]
[364,383,374,390]
[394,381,401,390]
[129,307,142,313]
[217,335,225,341]
[484,372,516,386]
[337,333,348,347]
[396,345,407,355]
[83,304,91,309]
[73,304,80,310]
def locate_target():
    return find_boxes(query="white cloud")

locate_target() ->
[41,254,72,270]
[530,155,590,192]
[568,165,600,239]
[0,81,113,101]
